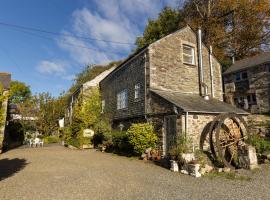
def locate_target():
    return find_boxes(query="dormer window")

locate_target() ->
[183,45,195,65]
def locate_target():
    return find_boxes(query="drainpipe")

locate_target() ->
[209,45,214,98]
[185,112,189,139]
[198,28,204,96]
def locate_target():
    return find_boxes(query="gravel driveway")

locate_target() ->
[0,145,270,200]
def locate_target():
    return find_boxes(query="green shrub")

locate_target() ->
[112,131,133,153]
[126,123,158,154]
[44,135,59,144]
[249,134,270,153]
[68,138,81,148]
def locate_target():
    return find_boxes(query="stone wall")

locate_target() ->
[224,64,270,114]
[148,26,223,101]
[100,51,146,120]
[0,91,9,151]
[180,113,216,149]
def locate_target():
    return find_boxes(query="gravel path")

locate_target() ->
[0,145,270,200]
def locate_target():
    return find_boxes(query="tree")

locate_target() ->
[182,0,270,62]
[136,7,182,49]
[0,83,4,126]
[9,80,31,104]
[34,92,67,135]
[136,1,270,69]
[69,61,121,95]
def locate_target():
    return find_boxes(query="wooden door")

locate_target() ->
[164,115,177,155]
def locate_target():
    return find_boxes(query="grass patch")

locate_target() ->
[205,171,251,181]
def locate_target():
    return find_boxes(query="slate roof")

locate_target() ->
[151,89,248,114]
[0,72,11,90]
[83,66,116,90]
[224,52,270,75]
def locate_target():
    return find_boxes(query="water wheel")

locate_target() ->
[200,113,249,169]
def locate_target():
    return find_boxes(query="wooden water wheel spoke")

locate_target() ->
[199,113,250,169]
[229,150,236,164]
[212,113,250,169]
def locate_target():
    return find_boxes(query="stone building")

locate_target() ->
[66,67,116,124]
[223,52,270,114]
[0,72,11,151]
[100,25,246,155]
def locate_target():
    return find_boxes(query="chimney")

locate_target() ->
[198,28,204,96]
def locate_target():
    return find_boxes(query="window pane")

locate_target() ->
[241,72,248,79]
[183,45,194,64]
[183,55,192,64]
[135,84,140,99]
[235,72,241,81]
[183,46,192,55]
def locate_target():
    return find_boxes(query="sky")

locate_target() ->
[0,0,180,96]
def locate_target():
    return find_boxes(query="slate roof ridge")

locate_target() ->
[224,52,270,75]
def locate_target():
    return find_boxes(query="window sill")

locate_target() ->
[183,62,196,67]
[117,108,128,111]
[134,98,142,102]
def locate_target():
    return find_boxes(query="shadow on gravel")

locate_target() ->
[0,158,28,181]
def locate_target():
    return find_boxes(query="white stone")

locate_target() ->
[223,167,231,173]
[180,169,189,175]
[248,145,258,170]
[145,147,152,154]
[204,164,214,173]
[181,153,195,163]
[217,168,223,173]
[170,160,179,172]
[190,172,202,178]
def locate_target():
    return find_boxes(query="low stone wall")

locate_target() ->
[180,113,216,149]
[248,114,270,136]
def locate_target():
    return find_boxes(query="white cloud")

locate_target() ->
[62,74,76,81]
[58,1,179,66]
[37,60,67,75]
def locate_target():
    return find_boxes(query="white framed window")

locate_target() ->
[117,89,128,109]
[101,100,105,113]
[183,45,195,65]
[235,71,248,81]
[134,83,141,100]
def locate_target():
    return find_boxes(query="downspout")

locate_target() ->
[198,28,204,96]
[185,111,188,140]
[209,45,214,98]
[144,52,148,122]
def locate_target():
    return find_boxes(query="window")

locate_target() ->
[101,100,105,113]
[235,71,248,81]
[241,72,248,80]
[235,72,241,81]
[134,83,141,100]
[117,90,128,109]
[266,64,270,72]
[183,45,195,65]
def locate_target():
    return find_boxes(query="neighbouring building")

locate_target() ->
[66,66,116,124]
[223,52,270,114]
[100,25,246,155]
[0,72,11,151]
